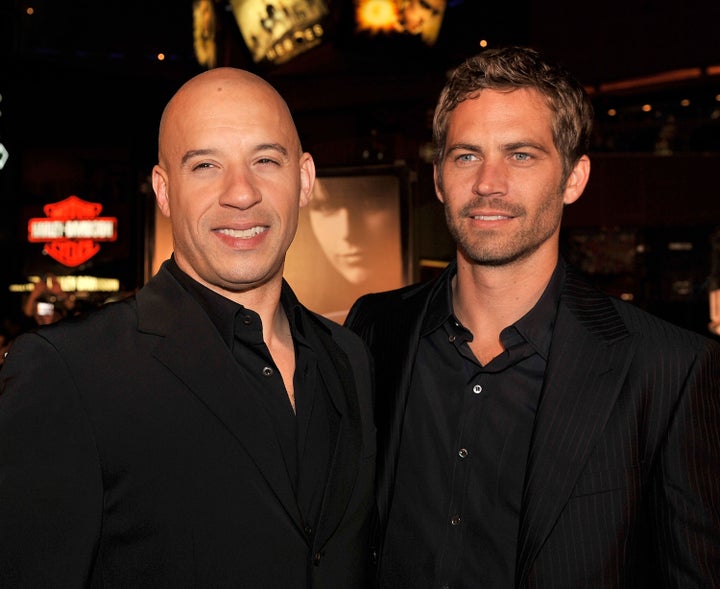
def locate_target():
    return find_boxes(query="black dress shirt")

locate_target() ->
[379,261,565,589]
[166,258,338,537]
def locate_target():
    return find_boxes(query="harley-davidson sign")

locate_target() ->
[28,195,118,267]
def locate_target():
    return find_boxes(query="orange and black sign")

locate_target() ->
[28,195,118,267]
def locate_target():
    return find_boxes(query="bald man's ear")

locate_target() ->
[298,153,315,208]
[152,165,171,218]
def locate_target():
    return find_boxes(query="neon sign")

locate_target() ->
[28,195,118,267]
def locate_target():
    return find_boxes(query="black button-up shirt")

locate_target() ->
[379,261,564,589]
[166,258,337,535]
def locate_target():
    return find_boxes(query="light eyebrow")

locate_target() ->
[503,140,550,154]
[446,143,481,155]
[446,141,551,156]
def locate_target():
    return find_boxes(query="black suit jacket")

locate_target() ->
[0,263,376,589]
[346,261,720,588]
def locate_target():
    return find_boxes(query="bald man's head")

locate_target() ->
[157,67,301,168]
[150,66,315,300]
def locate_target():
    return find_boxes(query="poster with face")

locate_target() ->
[229,0,329,64]
[284,173,407,323]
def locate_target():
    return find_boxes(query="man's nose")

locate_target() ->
[472,159,508,197]
[219,169,262,209]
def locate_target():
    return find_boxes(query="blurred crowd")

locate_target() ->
[0,275,127,368]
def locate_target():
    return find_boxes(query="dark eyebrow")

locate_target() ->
[257,143,289,157]
[180,144,290,167]
[181,149,215,166]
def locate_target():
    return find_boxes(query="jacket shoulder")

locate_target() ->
[346,278,439,329]
[28,296,137,344]
[311,310,371,355]
[565,264,720,353]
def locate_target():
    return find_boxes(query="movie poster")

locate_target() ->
[229,0,329,64]
[285,174,406,323]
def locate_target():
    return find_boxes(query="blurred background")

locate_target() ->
[1,0,719,338]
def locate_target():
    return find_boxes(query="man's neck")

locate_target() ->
[451,252,558,361]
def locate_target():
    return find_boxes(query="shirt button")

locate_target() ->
[313,551,323,565]
[242,315,252,325]
[472,384,482,394]
[262,366,273,376]
[450,514,461,526]
[458,448,468,459]
[448,334,456,343]
[304,526,313,536]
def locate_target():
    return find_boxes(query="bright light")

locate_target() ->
[356,0,399,34]
[10,276,121,294]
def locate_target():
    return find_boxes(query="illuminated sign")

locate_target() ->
[193,0,217,69]
[229,0,329,65]
[28,195,118,267]
[10,275,121,294]
[0,143,8,170]
[355,0,447,46]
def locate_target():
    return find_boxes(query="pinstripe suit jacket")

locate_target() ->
[346,260,720,588]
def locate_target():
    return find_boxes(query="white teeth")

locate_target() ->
[219,226,266,238]
[473,215,507,220]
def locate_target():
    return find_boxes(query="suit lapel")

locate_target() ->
[516,271,638,586]
[349,266,451,532]
[375,278,442,530]
[137,268,301,528]
[306,320,363,549]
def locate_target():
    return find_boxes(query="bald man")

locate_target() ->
[0,68,376,588]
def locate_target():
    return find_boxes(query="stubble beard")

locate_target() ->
[443,192,565,268]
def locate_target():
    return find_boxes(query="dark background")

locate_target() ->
[1,0,719,337]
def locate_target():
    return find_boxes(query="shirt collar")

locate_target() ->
[165,256,310,349]
[279,279,311,346]
[421,258,565,361]
[512,258,564,360]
